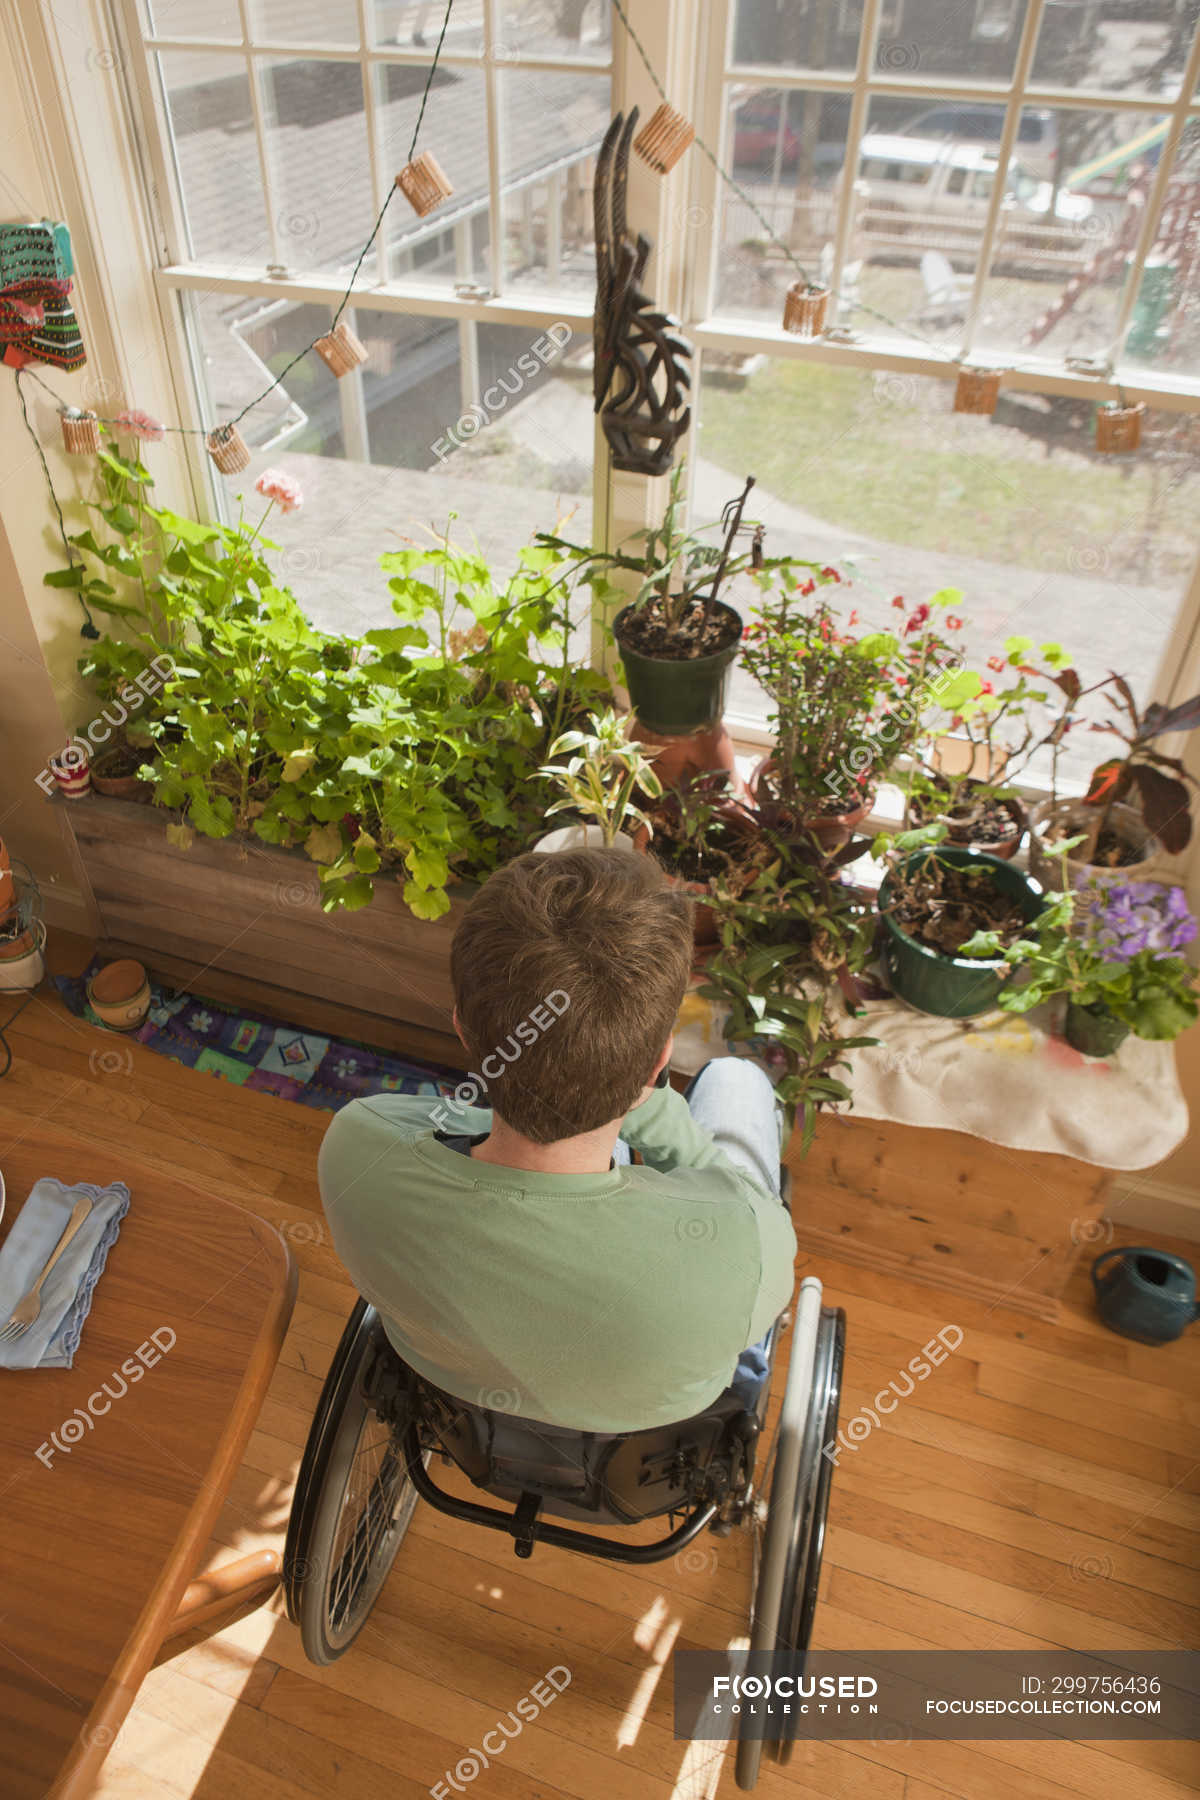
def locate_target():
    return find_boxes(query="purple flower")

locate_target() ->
[1076,875,1197,962]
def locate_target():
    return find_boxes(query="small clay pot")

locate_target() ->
[87,958,151,1031]
[782,282,829,338]
[953,368,1001,415]
[750,756,871,850]
[1096,403,1144,454]
[90,745,151,801]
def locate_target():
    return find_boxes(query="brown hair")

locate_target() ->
[450,848,693,1143]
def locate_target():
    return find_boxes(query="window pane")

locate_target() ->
[260,57,378,277]
[717,85,847,322]
[731,0,861,75]
[185,291,592,632]
[156,53,272,264]
[972,106,1173,367]
[248,0,361,42]
[698,354,1200,785]
[144,0,242,39]
[495,0,613,60]
[1032,6,1195,97]
[377,61,494,287]
[501,68,608,292]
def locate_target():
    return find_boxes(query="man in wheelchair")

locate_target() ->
[318,846,797,1435]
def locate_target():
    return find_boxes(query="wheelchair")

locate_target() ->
[284,1253,845,1792]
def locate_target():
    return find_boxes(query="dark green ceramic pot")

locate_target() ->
[878,846,1045,1019]
[1064,999,1130,1058]
[614,601,741,736]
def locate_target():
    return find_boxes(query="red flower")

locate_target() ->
[987,655,1005,673]
[945,614,963,630]
[891,596,906,610]
[847,609,860,627]
[904,603,930,636]
[979,680,994,696]
[821,566,841,581]
[800,578,816,596]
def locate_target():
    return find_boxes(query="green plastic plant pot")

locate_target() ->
[614,601,741,737]
[1064,999,1131,1059]
[878,846,1045,1019]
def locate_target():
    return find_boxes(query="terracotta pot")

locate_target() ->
[912,783,1027,861]
[0,923,44,992]
[750,756,871,849]
[0,924,36,961]
[1029,798,1160,887]
[87,957,151,1031]
[630,717,744,792]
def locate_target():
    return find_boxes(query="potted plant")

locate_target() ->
[634,771,759,944]
[905,622,1082,860]
[89,731,154,801]
[538,463,794,785]
[963,868,1198,1058]
[875,827,1046,1018]
[699,829,879,1146]
[741,575,927,848]
[535,708,663,852]
[1030,675,1200,884]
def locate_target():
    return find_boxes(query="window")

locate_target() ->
[120,0,613,634]
[107,0,1200,773]
[697,0,1200,752]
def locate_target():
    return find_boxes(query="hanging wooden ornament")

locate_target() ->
[632,102,695,175]
[782,281,830,338]
[1096,400,1144,454]
[953,367,1002,415]
[206,423,251,474]
[395,151,454,218]
[315,319,369,378]
[60,407,100,453]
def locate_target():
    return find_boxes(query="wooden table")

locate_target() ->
[0,1122,296,1799]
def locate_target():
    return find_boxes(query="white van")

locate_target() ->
[855,135,1092,229]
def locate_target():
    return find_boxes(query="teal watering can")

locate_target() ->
[1091,1247,1199,1346]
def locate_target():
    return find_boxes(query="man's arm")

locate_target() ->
[618,1078,775,1195]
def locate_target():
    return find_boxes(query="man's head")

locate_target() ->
[450,848,693,1143]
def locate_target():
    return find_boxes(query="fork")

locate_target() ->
[0,1195,94,1342]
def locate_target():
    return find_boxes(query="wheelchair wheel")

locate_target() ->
[735,1279,845,1792]
[283,1299,422,1664]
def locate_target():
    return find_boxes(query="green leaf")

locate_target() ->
[44,566,85,589]
[403,879,451,920]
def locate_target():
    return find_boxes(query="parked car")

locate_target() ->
[855,135,1092,228]
[896,104,1059,180]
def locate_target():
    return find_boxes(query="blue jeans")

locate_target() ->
[616,1058,785,1409]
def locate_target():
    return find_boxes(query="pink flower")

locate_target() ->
[114,408,164,443]
[945,614,963,630]
[987,655,1005,673]
[254,468,304,514]
[847,609,860,627]
[979,680,994,696]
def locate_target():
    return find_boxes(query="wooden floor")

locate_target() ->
[3,950,1199,1800]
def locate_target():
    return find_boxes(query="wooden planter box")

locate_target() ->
[63,794,469,1063]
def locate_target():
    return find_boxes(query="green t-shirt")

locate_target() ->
[317,1083,797,1433]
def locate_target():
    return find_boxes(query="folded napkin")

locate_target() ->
[0,1178,130,1370]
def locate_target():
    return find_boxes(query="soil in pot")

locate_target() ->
[617,595,740,661]
[910,781,1025,858]
[91,741,152,799]
[878,847,1044,1018]
[887,860,1029,957]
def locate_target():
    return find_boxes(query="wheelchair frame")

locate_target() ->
[284,1276,845,1790]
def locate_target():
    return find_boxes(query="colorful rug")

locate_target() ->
[55,961,462,1113]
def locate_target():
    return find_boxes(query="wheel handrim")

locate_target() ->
[324,1416,408,1646]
